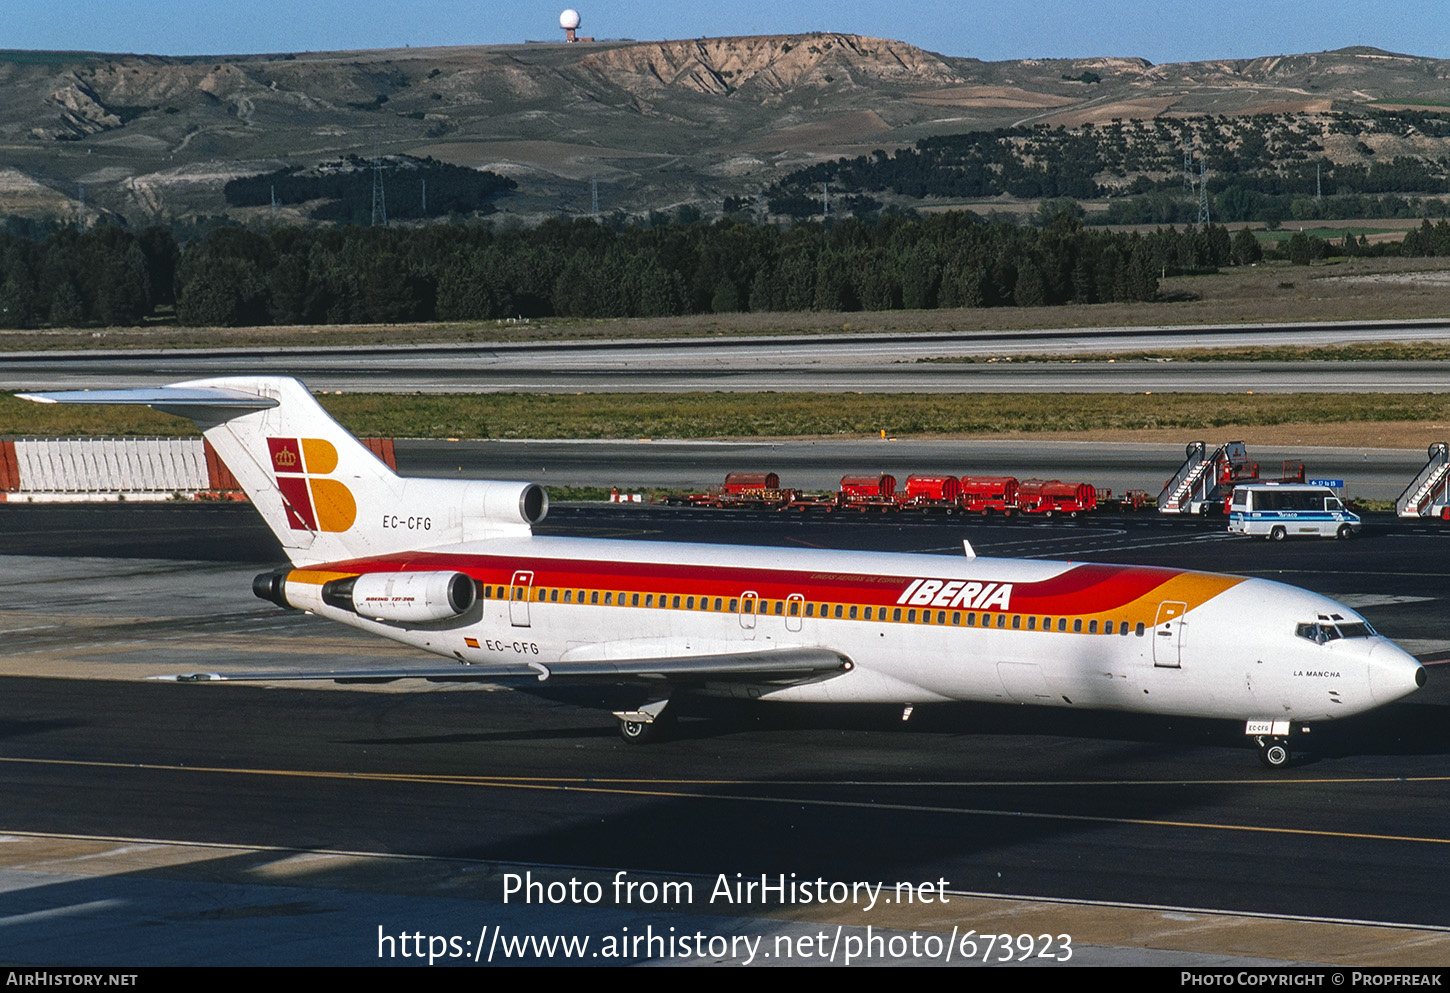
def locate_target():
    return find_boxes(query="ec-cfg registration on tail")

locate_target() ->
[20,377,1425,767]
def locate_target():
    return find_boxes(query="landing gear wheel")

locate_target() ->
[1257,737,1291,769]
[1269,526,1286,542]
[618,718,656,743]
[616,708,675,744]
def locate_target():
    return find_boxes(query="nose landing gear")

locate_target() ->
[1248,720,1305,769]
[1256,736,1291,768]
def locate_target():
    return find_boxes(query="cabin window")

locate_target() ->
[865,607,875,621]
[729,598,738,612]
[907,609,916,622]
[775,601,785,616]
[923,610,932,625]
[1120,621,1130,636]
[966,613,975,627]
[588,591,597,605]
[806,603,816,617]
[996,614,1006,629]
[1058,618,1068,632]
[1104,620,1114,634]
[833,604,843,619]
[951,611,960,625]
[937,610,946,624]
[686,596,695,609]
[1027,616,1036,630]
[645,594,654,607]
[713,598,722,611]
[1012,615,1021,629]
[1135,622,1145,636]
[1088,620,1098,634]
[794,602,803,617]
[550,589,559,602]
[1073,618,1083,633]
[848,605,857,619]
[604,592,613,605]
[672,595,680,609]
[893,608,902,622]
[631,593,640,607]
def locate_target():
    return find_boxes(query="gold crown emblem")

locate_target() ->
[275,447,297,468]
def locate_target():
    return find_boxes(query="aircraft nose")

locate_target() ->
[1368,642,1427,705]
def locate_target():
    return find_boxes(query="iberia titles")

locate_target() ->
[896,579,1012,611]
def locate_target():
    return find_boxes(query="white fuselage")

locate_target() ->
[283,534,1425,724]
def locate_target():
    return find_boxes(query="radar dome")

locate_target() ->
[559,9,581,29]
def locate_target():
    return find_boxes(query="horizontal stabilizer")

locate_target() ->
[152,646,853,686]
[18,386,277,414]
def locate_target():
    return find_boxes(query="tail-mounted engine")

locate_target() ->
[253,568,477,623]
[326,571,477,623]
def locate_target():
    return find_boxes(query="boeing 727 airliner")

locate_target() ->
[19,377,1426,767]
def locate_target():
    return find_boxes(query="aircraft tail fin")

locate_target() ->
[18,377,547,566]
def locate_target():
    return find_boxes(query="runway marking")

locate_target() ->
[785,537,830,549]
[7,756,1450,848]
[0,899,126,927]
[1336,594,1436,608]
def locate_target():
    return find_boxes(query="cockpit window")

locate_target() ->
[1296,620,1377,644]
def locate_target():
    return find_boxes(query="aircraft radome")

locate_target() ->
[18,377,1426,767]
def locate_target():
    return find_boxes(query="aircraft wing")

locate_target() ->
[153,646,852,685]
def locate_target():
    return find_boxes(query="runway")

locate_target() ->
[8,319,1450,393]
[3,501,1450,965]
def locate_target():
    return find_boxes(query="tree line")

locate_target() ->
[0,213,1175,327]
[8,212,1450,329]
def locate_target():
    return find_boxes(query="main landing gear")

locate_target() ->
[613,698,675,744]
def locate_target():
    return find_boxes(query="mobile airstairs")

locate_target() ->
[1396,443,1450,518]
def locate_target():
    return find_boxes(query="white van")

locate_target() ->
[1228,483,1360,540]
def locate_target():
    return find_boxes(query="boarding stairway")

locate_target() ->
[1157,442,1211,513]
[1158,441,1257,514]
[1396,442,1450,517]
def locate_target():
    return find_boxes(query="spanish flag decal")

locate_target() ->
[267,437,357,533]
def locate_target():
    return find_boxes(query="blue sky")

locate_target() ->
[6,1,1449,63]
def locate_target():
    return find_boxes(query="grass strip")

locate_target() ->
[5,391,1450,440]
[920,342,1450,363]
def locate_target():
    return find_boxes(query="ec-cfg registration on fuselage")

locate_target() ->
[19,377,1425,768]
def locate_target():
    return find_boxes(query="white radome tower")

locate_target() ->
[560,9,581,42]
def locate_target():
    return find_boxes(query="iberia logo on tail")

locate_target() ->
[267,438,356,532]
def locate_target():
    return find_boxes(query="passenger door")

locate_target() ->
[1153,600,1187,668]
[510,570,534,627]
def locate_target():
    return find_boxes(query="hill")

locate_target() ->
[3,36,1450,224]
